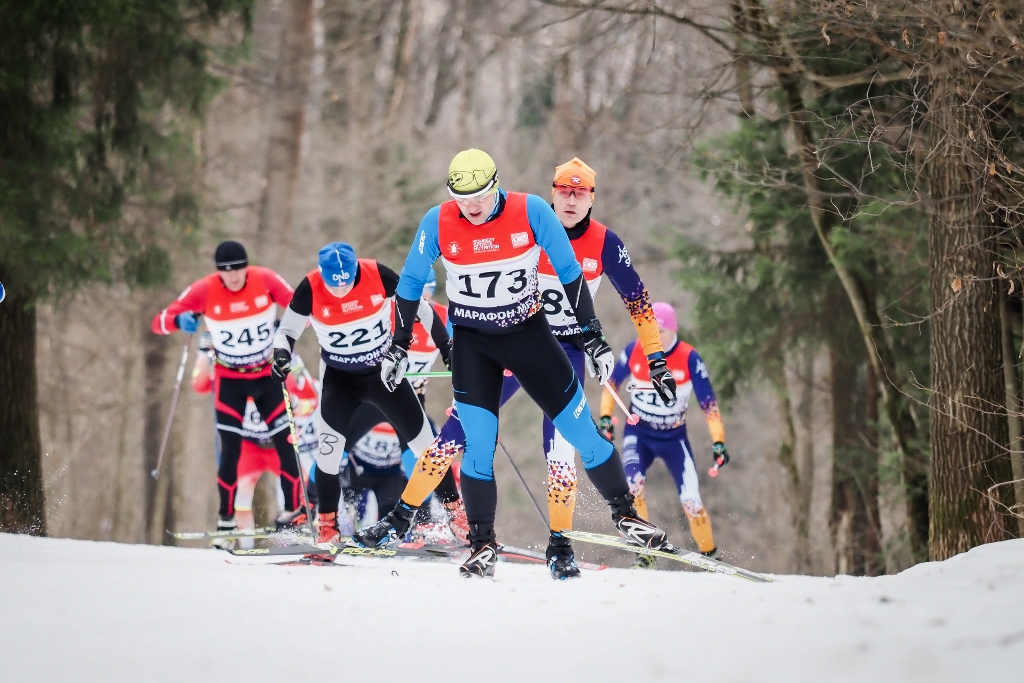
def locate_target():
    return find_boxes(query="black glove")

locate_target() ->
[441,339,453,371]
[380,343,409,392]
[272,348,292,382]
[712,442,730,469]
[599,415,614,441]
[581,318,615,384]
[649,358,676,406]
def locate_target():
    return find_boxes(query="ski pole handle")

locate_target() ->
[405,371,452,378]
[708,455,726,478]
[602,381,639,425]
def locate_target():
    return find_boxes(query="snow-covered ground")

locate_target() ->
[1,533,1021,682]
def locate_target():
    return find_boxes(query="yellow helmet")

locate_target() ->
[447,149,499,199]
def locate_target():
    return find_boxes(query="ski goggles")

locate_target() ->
[448,171,499,200]
[552,184,594,199]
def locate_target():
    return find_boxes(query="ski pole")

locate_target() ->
[281,381,317,539]
[708,454,728,478]
[151,334,192,480]
[602,380,639,425]
[496,437,548,528]
[405,371,452,378]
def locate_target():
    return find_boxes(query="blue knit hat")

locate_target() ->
[318,242,358,287]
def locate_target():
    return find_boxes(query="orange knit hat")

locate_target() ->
[552,157,596,195]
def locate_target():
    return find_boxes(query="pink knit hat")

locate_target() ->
[653,302,677,331]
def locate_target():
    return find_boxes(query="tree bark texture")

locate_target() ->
[829,322,882,576]
[793,347,815,572]
[779,74,930,561]
[256,0,317,257]
[0,285,46,535]
[999,288,1024,535]
[927,74,1016,560]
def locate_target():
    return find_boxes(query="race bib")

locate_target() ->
[312,301,393,370]
[351,428,402,468]
[205,306,277,369]
[537,272,603,336]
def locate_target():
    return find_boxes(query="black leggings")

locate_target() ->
[343,401,461,504]
[451,313,624,531]
[214,374,301,517]
[314,366,434,514]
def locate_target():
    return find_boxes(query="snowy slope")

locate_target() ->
[1,533,1021,683]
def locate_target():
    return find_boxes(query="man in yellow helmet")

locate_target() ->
[352,149,672,578]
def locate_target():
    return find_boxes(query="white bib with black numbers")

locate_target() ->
[350,427,403,469]
[537,272,603,335]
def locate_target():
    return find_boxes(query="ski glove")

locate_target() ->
[380,343,409,392]
[599,415,615,441]
[272,348,292,382]
[441,339,453,371]
[175,312,199,334]
[648,358,677,406]
[198,332,213,351]
[712,442,730,469]
[581,319,615,385]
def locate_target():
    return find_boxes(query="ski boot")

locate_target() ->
[303,511,340,562]
[275,507,311,532]
[459,523,499,578]
[546,532,581,580]
[629,554,657,570]
[444,498,470,546]
[700,547,721,560]
[608,494,671,550]
[350,501,417,548]
[210,515,237,550]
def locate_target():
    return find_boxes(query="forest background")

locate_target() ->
[2,0,1022,576]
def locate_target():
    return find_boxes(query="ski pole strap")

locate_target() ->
[405,371,452,378]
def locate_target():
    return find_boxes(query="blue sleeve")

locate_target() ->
[689,349,717,412]
[396,206,442,301]
[610,341,635,386]
[526,194,582,284]
[601,229,647,303]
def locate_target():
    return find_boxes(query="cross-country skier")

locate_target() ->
[271,242,447,555]
[602,301,729,566]
[351,157,674,579]
[337,271,470,542]
[353,148,671,578]
[191,334,319,546]
[151,241,304,536]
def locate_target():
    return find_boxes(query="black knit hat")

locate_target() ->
[214,241,248,271]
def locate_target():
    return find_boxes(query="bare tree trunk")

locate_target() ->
[0,281,46,535]
[829,319,883,576]
[385,0,421,126]
[999,287,1024,535]
[257,0,317,255]
[793,346,815,572]
[927,73,1016,560]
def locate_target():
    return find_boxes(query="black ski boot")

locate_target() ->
[459,523,499,578]
[350,501,417,548]
[608,494,672,550]
[701,547,721,560]
[275,507,311,531]
[546,532,581,581]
